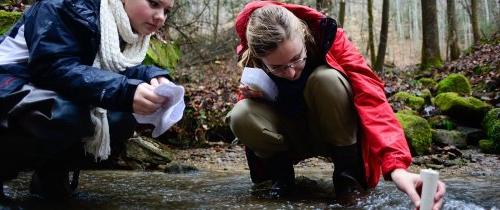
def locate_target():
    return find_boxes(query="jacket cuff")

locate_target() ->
[123,79,143,112]
[381,155,412,181]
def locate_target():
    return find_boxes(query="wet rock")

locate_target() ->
[432,129,467,148]
[456,126,486,145]
[124,137,173,170]
[163,162,198,174]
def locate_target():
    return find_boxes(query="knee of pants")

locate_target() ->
[306,66,353,99]
[227,100,286,158]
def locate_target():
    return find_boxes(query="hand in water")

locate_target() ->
[391,169,446,210]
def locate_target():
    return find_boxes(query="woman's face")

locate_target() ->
[123,0,174,35]
[261,37,307,81]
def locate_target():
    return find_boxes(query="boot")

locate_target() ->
[332,144,366,204]
[268,152,295,198]
[245,147,272,184]
[29,168,79,200]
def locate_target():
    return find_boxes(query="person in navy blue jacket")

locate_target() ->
[0,0,174,199]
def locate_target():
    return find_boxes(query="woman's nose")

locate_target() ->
[153,10,166,24]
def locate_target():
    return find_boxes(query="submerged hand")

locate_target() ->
[238,84,264,99]
[391,169,446,210]
[133,82,167,115]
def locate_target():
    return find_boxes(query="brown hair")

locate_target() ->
[238,5,316,69]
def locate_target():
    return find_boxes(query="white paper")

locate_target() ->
[420,169,439,210]
[240,67,278,102]
[133,81,185,138]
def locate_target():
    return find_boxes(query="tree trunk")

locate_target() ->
[316,0,332,14]
[421,0,443,70]
[447,0,460,60]
[470,0,481,43]
[212,0,220,43]
[338,0,346,27]
[374,0,389,72]
[367,0,375,65]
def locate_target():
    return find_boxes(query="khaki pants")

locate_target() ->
[227,66,359,158]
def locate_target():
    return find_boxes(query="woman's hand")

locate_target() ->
[133,82,166,115]
[391,169,446,210]
[238,84,264,99]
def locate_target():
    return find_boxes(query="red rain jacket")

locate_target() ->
[235,1,412,188]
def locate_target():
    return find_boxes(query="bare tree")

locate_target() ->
[374,0,389,72]
[367,0,375,65]
[447,0,461,60]
[338,0,346,26]
[470,0,481,43]
[421,0,443,69]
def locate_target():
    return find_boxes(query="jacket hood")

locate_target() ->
[235,0,325,56]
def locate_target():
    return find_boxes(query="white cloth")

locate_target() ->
[240,67,278,102]
[84,0,151,161]
[133,82,185,138]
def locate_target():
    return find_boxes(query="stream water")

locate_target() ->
[2,170,499,209]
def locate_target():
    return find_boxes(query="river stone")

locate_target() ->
[432,129,467,148]
[456,126,486,145]
[125,137,172,169]
[164,163,198,174]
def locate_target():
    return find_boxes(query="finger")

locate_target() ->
[140,88,166,104]
[434,181,446,202]
[407,189,421,209]
[157,77,170,84]
[150,78,159,87]
[136,98,161,114]
[433,198,444,210]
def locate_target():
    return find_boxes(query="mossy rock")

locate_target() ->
[436,73,472,95]
[428,115,456,130]
[479,139,496,154]
[398,109,419,116]
[0,10,21,35]
[431,129,467,148]
[396,113,432,156]
[482,108,500,152]
[418,78,437,90]
[434,92,492,127]
[391,91,425,111]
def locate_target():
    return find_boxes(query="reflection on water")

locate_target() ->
[2,170,499,209]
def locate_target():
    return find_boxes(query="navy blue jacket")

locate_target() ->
[0,0,169,112]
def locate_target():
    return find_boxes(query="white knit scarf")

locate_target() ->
[84,0,151,160]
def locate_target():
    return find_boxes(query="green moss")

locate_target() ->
[472,65,494,75]
[479,139,496,154]
[420,56,443,70]
[392,91,425,111]
[483,108,500,152]
[436,73,472,95]
[0,10,21,35]
[397,109,419,116]
[418,78,437,90]
[435,92,491,113]
[396,113,432,156]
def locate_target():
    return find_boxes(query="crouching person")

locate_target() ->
[0,0,174,200]
[226,1,446,209]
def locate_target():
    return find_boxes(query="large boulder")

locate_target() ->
[432,129,467,148]
[482,108,500,153]
[0,10,21,35]
[417,78,437,91]
[436,73,472,95]
[434,92,492,127]
[396,113,432,156]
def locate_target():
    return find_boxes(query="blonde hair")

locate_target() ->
[238,5,316,68]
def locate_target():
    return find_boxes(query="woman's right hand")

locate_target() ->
[239,84,264,99]
[133,83,166,115]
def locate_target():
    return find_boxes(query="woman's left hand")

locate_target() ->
[391,169,446,210]
[150,77,170,88]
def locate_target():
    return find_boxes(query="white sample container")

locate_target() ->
[420,169,439,210]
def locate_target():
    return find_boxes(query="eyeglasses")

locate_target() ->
[265,48,307,74]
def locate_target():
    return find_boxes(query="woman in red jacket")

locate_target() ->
[226,1,445,208]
